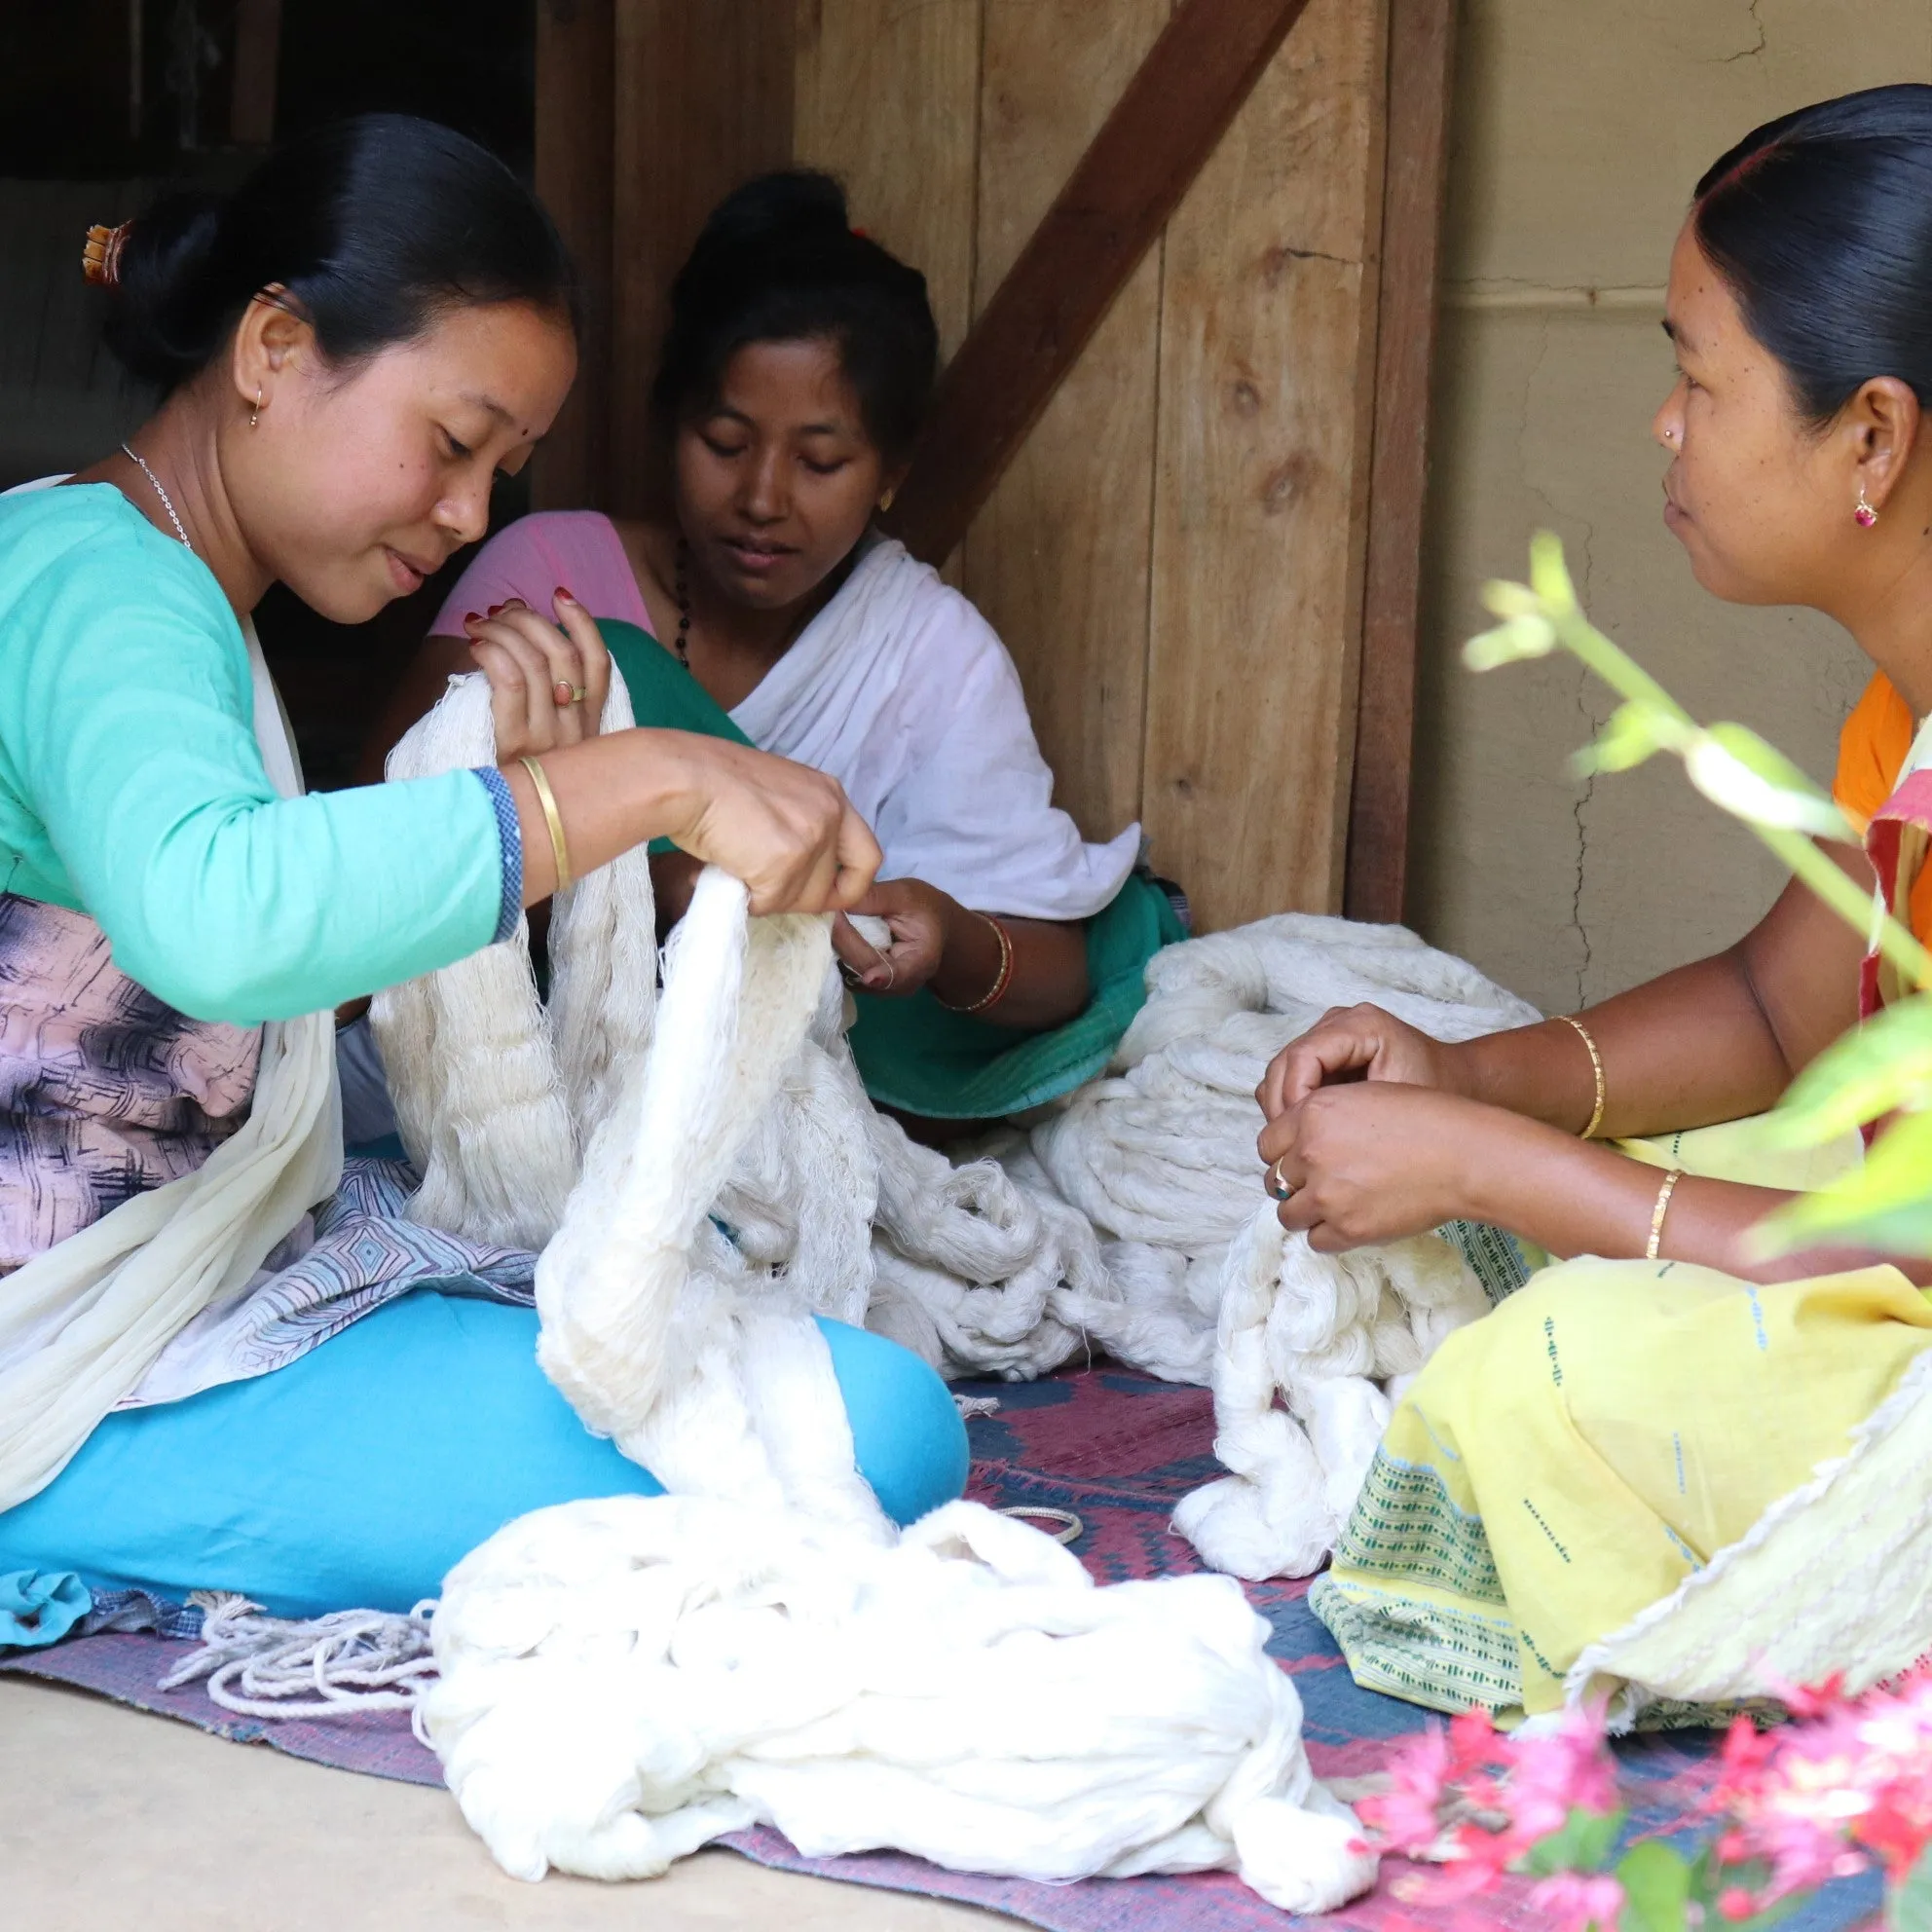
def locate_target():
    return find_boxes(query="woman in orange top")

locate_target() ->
[1256,84,1932,1718]
[1258,87,1932,1281]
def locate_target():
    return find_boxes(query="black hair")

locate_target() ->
[102,114,577,392]
[1694,84,1932,425]
[651,170,939,462]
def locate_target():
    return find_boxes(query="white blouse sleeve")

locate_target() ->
[869,593,1141,922]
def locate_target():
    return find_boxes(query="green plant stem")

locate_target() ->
[1546,606,1932,994]
[1760,825,1932,991]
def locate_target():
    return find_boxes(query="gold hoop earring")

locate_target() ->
[877,485,896,514]
[250,386,262,429]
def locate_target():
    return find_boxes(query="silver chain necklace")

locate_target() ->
[120,443,193,553]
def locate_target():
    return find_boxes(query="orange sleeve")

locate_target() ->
[1833,671,1915,836]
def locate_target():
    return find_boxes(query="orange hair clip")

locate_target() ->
[82,221,132,291]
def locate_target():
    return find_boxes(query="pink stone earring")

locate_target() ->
[1856,484,1879,528]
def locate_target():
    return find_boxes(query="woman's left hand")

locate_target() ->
[1257,1083,1497,1250]
[835,876,956,996]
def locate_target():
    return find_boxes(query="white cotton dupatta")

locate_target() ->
[0,588,341,1513]
[728,537,1141,918]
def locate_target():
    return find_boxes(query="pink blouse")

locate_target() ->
[432,511,651,638]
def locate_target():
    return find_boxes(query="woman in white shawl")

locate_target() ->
[379,172,1183,1133]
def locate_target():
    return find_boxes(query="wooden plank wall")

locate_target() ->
[534,0,795,516]
[542,3,1396,932]
[797,0,1390,931]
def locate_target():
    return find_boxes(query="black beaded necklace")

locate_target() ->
[673,537,694,671]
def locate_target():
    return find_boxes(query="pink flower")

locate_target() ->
[1502,1704,1619,1844]
[1446,1705,1501,1774]
[1528,1869,1625,1931]
[1358,1727,1455,1854]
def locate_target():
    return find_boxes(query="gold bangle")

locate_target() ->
[518,755,572,894]
[1557,1014,1606,1139]
[1646,1168,1683,1262]
[934,913,1015,1014]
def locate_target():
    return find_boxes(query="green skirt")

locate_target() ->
[601,618,1182,1120]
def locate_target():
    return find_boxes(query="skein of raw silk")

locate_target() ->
[1004,914,1540,1387]
[1173,1211,1492,1581]
[370,671,1128,1382]
[418,872,1377,1913]
[370,668,658,1252]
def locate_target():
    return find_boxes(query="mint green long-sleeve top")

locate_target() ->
[0,484,518,1024]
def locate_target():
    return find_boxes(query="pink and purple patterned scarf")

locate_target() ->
[0,893,260,1271]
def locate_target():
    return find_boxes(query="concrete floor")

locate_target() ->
[2,1676,1001,1930]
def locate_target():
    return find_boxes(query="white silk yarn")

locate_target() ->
[373,673,1531,1603]
[1173,1209,1491,1581]
[415,868,1377,1913]
[1008,915,1531,1576]
[371,669,657,1252]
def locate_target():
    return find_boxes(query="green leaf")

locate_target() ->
[1466,613,1558,670]
[1574,702,1675,776]
[1616,1840,1691,1932]
[1524,1806,1628,1875]
[1705,723,1853,836]
[1683,724,1856,839]
[1751,996,1932,1148]
[1888,1840,1932,1931]
[1754,1111,1932,1258]
[1529,529,1580,613]
[1482,577,1542,620]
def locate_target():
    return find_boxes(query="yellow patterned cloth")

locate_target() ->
[1311,1124,1932,1719]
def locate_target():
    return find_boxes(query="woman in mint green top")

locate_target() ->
[0,483,512,1021]
[0,117,967,1632]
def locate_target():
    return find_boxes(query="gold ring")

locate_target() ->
[552,680,588,706]
[1266,1156,1295,1202]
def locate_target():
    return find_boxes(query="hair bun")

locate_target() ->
[100,189,232,390]
[696,170,854,255]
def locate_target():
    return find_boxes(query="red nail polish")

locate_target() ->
[556,585,577,606]
[461,611,482,625]
[486,603,505,617]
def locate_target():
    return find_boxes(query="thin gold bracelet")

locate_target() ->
[934,913,1015,1015]
[518,755,572,894]
[1556,1013,1606,1139]
[1646,1168,1683,1262]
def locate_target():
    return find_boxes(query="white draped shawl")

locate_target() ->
[730,539,1141,921]
[0,477,341,1510]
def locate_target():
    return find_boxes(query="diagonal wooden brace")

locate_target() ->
[883,0,1317,568]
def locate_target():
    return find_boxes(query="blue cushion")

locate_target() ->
[0,1293,969,1618]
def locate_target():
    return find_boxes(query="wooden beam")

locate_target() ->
[1140,0,1390,932]
[794,0,981,364]
[533,0,616,511]
[962,0,1168,845]
[609,0,796,520]
[884,0,1315,567]
[229,0,281,145]
[1343,0,1457,925]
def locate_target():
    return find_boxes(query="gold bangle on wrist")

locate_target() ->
[1557,1013,1606,1139]
[1646,1167,1683,1262]
[934,913,1016,1015]
[518,754,572,894]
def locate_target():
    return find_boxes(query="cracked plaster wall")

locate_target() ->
[1409,0,1931,1015]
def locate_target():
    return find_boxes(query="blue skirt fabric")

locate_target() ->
[0,1292,969,1619]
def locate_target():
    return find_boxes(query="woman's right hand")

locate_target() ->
[1255,1003,1466,1123]
[651,734,881,916]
